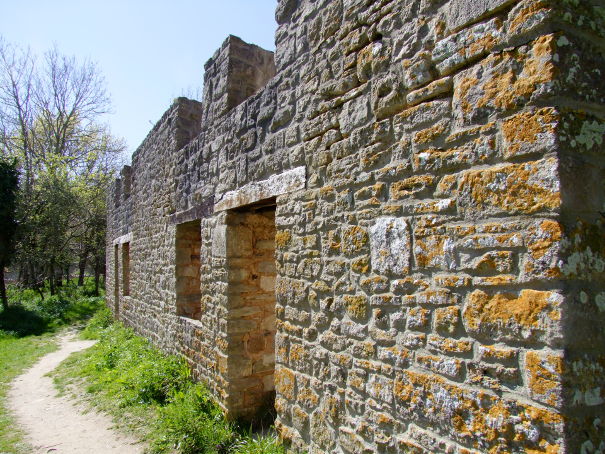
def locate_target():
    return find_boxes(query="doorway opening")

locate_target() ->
[122,242,130,296]
[225,200,277,424]
[175,220,202,319]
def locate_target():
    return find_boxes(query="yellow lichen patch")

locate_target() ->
[502,108,558,158]
[464,289,559,336]
[428,334,473,354]
[528,220,562,260]
[508,0,551,34]
[446,122,496,143]
[524,220,563,279]
[414,235,453,269]
[436,174,459,197]
[319,185,335,197]
[275,367,296,400]
[413,146,473,172]
[479,35,557,112]
[394,370,564,452]
[455,35,558,116]
[298,386,320,407]
[414,123,447,144]
[478,344,518,362]
[391,175,436,199]
[459,159,560,215]
[434,274,471,288]
[434,306,460,334]
[275,230,292,248]
[351,256,370,274]
[526,351,564,407]
[473,274,517,286]
[289,343,308,363]
[454,73,480,114]
[341,225,369,255]
[345,295,368,319]
[466,32,501,58]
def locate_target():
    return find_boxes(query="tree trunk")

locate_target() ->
[64,265,71,284]
[78,255,87,286]
[0,263,8,312]
[49,263,56,296]
[94,267,100,296]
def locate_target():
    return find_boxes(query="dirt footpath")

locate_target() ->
[8,332,144,454]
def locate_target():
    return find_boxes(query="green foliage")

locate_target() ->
[150,385,235,454]
[231,435,285,454]
[59,319,285,454]
[80,305,113,339]
[0,280,105,337]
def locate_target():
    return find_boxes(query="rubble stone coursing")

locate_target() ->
[106,0,605,452]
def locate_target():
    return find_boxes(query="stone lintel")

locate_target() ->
[113,233,132,245]
[214,166,305,212]
[169,196,215,225]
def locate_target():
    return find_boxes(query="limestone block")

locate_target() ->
[369,217,411,276]
[457,158,561,217]
[445,0,516,32]
[463,289,563,344]
[393,370,563,452]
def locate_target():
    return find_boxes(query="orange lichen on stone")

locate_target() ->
[446,122,496,143]
[434,306,460,334]
[275,230,292,248]
[473,274,517,286]
[428,334,473,354]
[479,35,557,111]
[528,220,562,260]
[341,225,369,255]
[508,0,551,33]
[502,108,558,158]
[351,256,370,274]
[525,351,564,407]
[393,370,563,451]
[298,386,320,407]
[414,235,453,269]
[289,343,308,363]
[345,295,368,319]
[414,123,447,144]
[391,175,436,199]
[478,344,518,362]
[275,367,296,400]
[464,289,560,335]
[436,174,459,197]
[434,274,471,288]
[459,158,560,215]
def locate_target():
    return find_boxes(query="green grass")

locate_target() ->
[0,278,105,453]
[0,332,58,453]
[53,319,285,454]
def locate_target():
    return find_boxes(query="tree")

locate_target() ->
[0,37,124,293]
[0,158,18,310]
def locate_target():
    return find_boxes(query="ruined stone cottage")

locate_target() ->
[106,0,605,452]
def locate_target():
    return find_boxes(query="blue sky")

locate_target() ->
[0,0,277,161]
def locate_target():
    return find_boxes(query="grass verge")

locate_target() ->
[53,309,285,454]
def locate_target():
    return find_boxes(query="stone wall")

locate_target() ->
[107,1,605,452]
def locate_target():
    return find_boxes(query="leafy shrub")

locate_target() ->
[72,322,285,454]
[150,385,235,454]
[80,305,113,339]
[231,435,285,454]
[1,282,105,336]
[0,304,48,336]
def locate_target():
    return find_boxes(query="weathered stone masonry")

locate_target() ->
[107,1,605,452]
